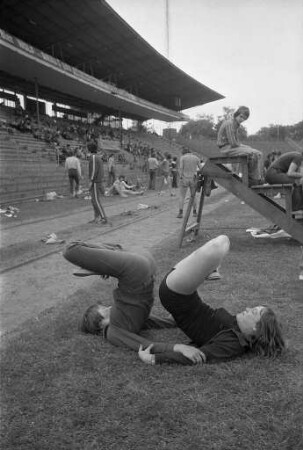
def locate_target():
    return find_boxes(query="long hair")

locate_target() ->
[80,304,104,335]
[251,308,285,358]
[234,106,250,119]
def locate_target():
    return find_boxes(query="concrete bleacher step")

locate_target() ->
[0,129,71,203]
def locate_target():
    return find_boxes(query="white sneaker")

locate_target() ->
[206,269,222,281]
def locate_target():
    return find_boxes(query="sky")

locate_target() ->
[107,0,303,135]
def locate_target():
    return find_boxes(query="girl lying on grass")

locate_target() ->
[63,235,285,365]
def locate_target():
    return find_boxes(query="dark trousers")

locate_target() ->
[171,171,178,188]
[90,182,106,219]
[149,170,157,190]
[68,169,80,195]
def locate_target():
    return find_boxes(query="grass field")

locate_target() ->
[1,198,303,450]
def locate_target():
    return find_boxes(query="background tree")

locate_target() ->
[179,107,248,141]
[178,114,216,140]
[250,121,303,141]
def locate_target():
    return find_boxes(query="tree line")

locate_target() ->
[178,107,303,142]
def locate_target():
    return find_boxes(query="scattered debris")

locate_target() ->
[246,226,291,239]
[121,210,135,216]
[45,191,58,201]
[137,203,149,210]
[0,205,20,218]
[41,233,65,244]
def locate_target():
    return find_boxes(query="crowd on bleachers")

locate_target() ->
[0,101,182,183]
[1,100,181,163]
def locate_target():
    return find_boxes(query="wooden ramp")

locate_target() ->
[178,155,303,247]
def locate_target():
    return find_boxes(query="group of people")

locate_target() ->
[63,235,285,366]
[217,106,303,204]
[217,105,303,212]
[60,104,303,368]
[67,103,303,231]
[147,151,179,193]
[106,175,145,197]
[178,105,303,217]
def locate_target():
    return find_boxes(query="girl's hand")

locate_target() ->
[138,344,155,365]
[173,344,206,364]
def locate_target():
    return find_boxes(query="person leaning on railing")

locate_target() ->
[265,151,303,212]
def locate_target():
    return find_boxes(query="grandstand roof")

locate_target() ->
[0,0,224,120]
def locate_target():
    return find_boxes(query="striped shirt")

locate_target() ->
[217,117,240,148]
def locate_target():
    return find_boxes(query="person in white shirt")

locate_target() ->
[109,176,144,197]
[65,149,82,198]
[177,147,202,218]
[107,154,116,186]
[147,150,159,190]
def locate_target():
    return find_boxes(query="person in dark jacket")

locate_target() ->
[88,146,107,224]
[265,151,303,211]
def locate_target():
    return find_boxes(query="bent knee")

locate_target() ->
[212,235,230,253]
[63,241,82,261]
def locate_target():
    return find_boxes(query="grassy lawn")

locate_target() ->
[1,197,303,450]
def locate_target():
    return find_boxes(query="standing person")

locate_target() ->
[65,149,82,198]
[158,153,173,196]
[107,153,116,187]
[265,151,303,211]
[148,150,159,190]
[171,156,178,189]
[88,146,107,224]
[177,147,202,218]
[217,106,264,186]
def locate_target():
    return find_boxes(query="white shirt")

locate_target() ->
[65,156,81,176]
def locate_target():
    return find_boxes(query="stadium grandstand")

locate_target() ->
[0,0,224,203]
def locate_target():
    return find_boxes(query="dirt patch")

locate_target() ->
[0,188,230,336]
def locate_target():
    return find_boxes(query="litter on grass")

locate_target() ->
[0,205,20,218]
[45,191,58,201]
[246,226,291,239]
[41,233,65,244]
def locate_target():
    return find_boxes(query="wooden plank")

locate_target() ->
[285,137,303,152]
[185,222,199,233]
[178,188,196,247]
[205,160,303,244]
[209,155,249,185]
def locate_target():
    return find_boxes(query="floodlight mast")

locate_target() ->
[165,0,170,60]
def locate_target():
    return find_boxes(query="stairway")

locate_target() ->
[0,129,73,203]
